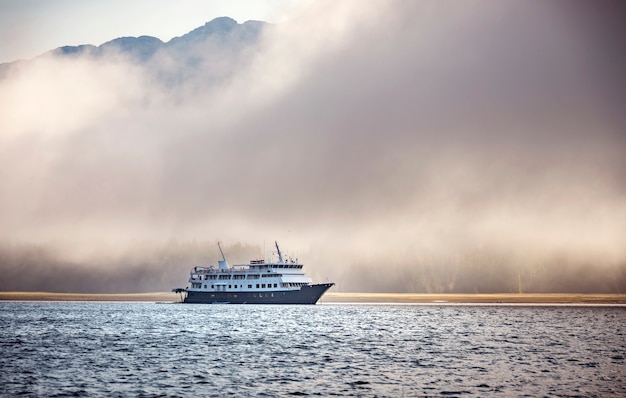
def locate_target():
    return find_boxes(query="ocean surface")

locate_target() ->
[1,302,624,397]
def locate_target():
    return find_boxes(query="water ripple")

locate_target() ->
[0,302,624,397]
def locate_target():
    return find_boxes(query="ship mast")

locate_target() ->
[218,241,226,262]
[275,241,284,263]
[217,241,229,270]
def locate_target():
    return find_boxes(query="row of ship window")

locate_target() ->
[206,293,280,298]
[194,274,284,281]
[190,282,308,289]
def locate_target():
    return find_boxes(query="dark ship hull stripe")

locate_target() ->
[183,283,334,304]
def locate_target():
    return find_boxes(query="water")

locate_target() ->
[1,302,624,397]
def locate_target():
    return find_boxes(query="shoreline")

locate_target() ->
[1,291,625,304]
[324,292,626,304]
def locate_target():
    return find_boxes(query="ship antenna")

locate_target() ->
[218,241,227,262]
[275,241,284,263]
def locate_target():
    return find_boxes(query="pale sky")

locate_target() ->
[0,0,307,63]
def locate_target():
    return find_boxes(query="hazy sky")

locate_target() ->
[0,0,307,63]
[1,1,625,292]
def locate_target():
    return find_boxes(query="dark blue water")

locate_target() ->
[1,302,624,397]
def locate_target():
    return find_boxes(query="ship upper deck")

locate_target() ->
[192,262,304,275]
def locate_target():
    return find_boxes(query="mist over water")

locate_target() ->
[1,1,625,293]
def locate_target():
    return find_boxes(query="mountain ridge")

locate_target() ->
[1,16,267,66]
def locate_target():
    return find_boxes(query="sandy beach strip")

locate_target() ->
[1,291,625,304]
[323,292,626,304]
[0,292,181,302]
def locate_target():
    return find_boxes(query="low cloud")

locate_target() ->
[1,1,625,293]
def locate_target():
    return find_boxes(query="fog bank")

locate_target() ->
[1,1,625,293]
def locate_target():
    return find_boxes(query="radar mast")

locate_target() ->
[217,241,229,269]
[275,241,284,263]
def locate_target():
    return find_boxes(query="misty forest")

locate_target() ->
[1,2,625,294]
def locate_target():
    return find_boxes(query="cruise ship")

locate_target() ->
[172,242,334,304]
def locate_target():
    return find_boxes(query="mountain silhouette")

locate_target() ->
[0,17,267,81]
[47,17,266,62]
